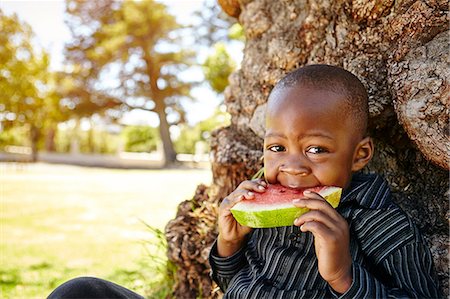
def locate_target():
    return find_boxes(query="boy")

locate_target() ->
[209,64,441,298]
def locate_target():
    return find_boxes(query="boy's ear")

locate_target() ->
[351,137,374,172]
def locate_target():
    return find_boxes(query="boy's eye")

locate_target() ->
[268,145,286,152]
[306,146,328,154]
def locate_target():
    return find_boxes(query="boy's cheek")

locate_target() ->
[262,160,277,183]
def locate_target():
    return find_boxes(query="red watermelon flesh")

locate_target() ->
[230,184,342,228]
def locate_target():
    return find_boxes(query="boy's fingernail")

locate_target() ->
[293,199,300,204]
[304,190,312,194]
[258,185,265,190]
[248,191,254,196]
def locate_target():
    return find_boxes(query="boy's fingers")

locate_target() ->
[221,194,243,209]
[293,195,341,223]
[239,180,267,192]
[293,196,335,212]
[294,210,335,229]
[221,189,256,210]
[304,190,327,201]
[299,218,348,248]
[220,179,267,213]
[299,220,332,238]
[243,191,256,200]
[293,198,333,211]
[256,178,267,187]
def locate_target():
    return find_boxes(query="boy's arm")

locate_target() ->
[328,209,442,299]
[208,239,248,292]
[329,241,442,298]
[210,179,265,292]
[295,190,441,298]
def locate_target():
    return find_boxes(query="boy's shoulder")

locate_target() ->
[340,172,395,210]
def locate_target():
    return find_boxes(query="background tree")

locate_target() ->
[191,0,239,47]
[174,107,230,154]
[191,0,243,96]
[165,0,449,297]
[203,43,236,94]
[121,125,159,153]
[0,10,63,161]
[63,0,194,165]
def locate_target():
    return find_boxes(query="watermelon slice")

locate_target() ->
[230,185,342,228]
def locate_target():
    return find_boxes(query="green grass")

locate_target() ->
[0,162,212,299]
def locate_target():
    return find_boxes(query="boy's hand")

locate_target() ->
[217,179,267,257]
[293,191,352,294]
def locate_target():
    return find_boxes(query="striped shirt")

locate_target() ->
[209,173,442,298]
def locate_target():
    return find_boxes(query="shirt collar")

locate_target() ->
[340,173,394,209]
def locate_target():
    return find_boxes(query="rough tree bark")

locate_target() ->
[165,1,449,297]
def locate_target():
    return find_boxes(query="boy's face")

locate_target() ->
[264,85,370,189]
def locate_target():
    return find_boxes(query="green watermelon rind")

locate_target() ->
[231,206,310,228]
[230,187,342,228]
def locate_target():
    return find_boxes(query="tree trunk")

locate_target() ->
[155,99,177,166]
[45,126,56,152]
[165,0,448,297]
[30,124,39,162]
[145,53,178,167]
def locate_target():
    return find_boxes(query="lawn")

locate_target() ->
[0,162,212,299]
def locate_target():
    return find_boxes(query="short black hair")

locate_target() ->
[271,64,369,136]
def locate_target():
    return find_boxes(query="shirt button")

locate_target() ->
[262,278,273,286]
[288,232,303,243]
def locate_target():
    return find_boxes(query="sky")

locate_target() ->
[0,0,242,127]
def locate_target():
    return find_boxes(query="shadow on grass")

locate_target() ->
[0,269,22,286]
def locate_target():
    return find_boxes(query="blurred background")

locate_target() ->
[0,0,242,297]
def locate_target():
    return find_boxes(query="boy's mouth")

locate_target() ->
[276,175,319,190]
[284,182,318,190]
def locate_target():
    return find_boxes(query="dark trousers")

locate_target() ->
[47,277,145,299]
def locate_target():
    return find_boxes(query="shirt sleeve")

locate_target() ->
[329,242,443,299]
[208,239,248,292]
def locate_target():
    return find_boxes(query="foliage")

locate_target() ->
[0,10,46,126]
[140,222,177,298]
[228,23,245,41]
[0,126,29,150]
[0,10,64,157]
[55,127,120,154]
[197,106,231,133]
[174,107,230,154]
[174,125,202,155]
[192,0,243,47]
[62,0,196,164]
[192,0,243,95]
[203,43,236,93]
[121,126,159,153]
